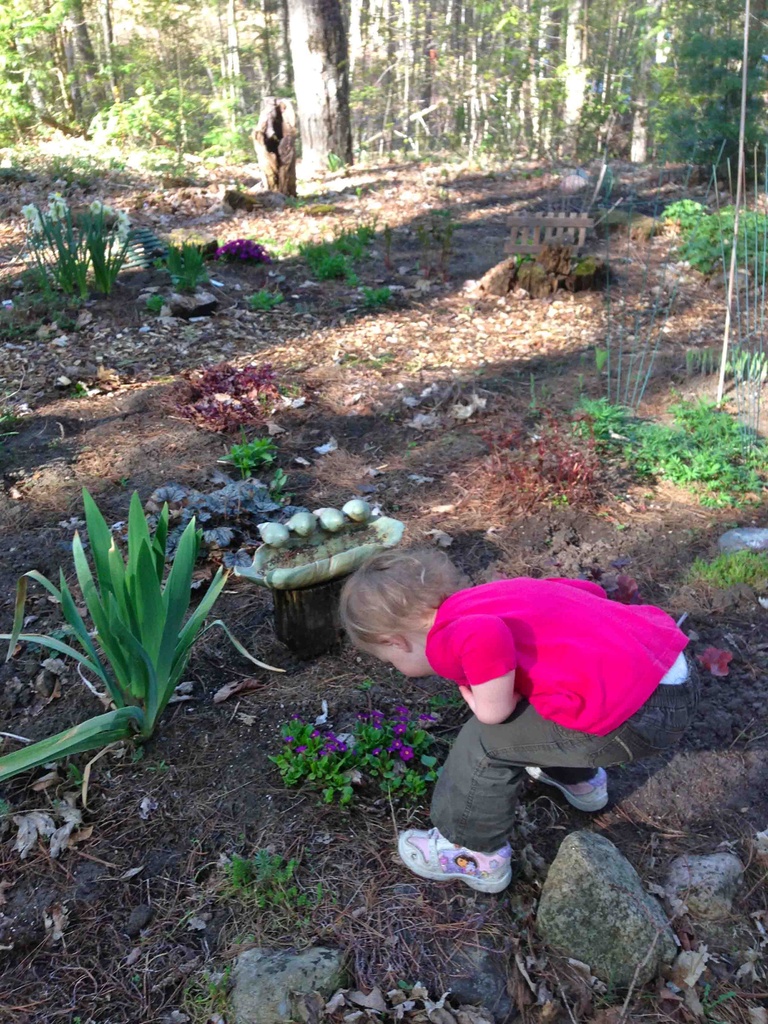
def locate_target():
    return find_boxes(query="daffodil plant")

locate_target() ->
[21,194,131,298]
[0,489,279,784]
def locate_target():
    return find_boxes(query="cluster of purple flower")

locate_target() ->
[215,239,272,263]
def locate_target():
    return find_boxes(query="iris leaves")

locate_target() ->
[0,489,279,783]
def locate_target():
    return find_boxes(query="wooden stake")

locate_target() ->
[717,0,751,405]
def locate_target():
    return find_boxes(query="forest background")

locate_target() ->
[1,0,767,177]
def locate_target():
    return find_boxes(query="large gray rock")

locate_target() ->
[718,528,768,553]
[230,946,347,1024]
[446,944,514,1022]
[665,853,744,920]
[536,832,676,988]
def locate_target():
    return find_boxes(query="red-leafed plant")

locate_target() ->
[175,362,283,432]
[697,646,733,677]
[487,414,601,509]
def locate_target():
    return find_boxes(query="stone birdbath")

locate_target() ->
[235,499,404,658]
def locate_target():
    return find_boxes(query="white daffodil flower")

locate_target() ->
[21,204,44,234]
[47,192,69,222]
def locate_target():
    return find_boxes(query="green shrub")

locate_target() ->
[689,550,768,589]
[299,225,375,283]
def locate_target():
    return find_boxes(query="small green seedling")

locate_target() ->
[248,290,284,312]
[219,432,277,479]
[145,294,164,313]
[362,286,392,309]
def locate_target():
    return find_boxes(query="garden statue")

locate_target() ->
[235,499,405,658]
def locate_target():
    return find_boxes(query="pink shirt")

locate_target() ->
[425,578,688,735]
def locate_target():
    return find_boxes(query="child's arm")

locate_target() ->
[459,671,519,725]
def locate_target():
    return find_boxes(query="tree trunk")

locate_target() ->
[562,0,587,158]
[286,0,353,175]
[253,96,298,195]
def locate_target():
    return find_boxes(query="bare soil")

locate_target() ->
[0,159,766,1024]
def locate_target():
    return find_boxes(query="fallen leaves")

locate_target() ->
[213,677,264,703]
[319,982,495,1024]
[697,646,733,677]
[12,796,90,860]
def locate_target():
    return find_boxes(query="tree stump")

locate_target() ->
[253,97,297,198]
[272,578,344,659]
[476,245,606,299]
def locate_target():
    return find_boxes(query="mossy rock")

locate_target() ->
[303,204,337,216]
[596,210,657,241]
[167,228,219,256]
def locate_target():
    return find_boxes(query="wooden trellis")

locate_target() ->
[505,212,594,255]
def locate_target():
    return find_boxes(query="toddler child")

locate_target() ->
[339,549,698,894]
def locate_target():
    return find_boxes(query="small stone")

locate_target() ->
[167,291,218,318]
[718,527,768,553]
[665,853,744,920]
[125,904,154,936]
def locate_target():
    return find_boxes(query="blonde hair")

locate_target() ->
[340,547,465,650]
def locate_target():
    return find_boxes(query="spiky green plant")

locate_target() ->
[0,489,278,783]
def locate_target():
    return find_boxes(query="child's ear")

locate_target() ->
[383,635,411,652]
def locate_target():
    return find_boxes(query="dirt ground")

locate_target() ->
[0,158,767,1024]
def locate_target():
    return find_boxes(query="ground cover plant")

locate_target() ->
[299,224,376,283]
[689,549,768,588]
[214,239,272,264]
[663,199,768,277]
[273,704,439,804]
[574,397,767,506]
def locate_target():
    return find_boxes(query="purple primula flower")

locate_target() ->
[399,746,414,761]
[310,730,321,738]
[388,739,403,752]
[336,741,348,753]
[393,705,410,717]
[290,713,302,720]
[418,713,437,722]
[393,722,407,737]
[357,713,369,721]
[371,747,382,756]
[283,736,294,743]
[214,239,272,264]
[295,745,307,753]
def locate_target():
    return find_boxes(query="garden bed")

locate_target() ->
[0,156,767,1024]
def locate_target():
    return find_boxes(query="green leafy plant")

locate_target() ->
[269,468,289,502]
[182,966,231,1023]
[165,243,210,292]
[0,490,277,783]
[225,850,323,912]
[299,225,375,283]
[362,286,392,308]
[663,200,768,278]
[327,152,344,172]
[248,290,284,311]
[219,432,277,479]
[272,705,439,805]
[689,550,768,589]
[145,293,164,313]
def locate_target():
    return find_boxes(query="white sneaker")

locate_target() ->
[398,827,512,893]
[526,766,608,811]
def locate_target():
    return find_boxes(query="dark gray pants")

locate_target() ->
[431,666,699,852]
